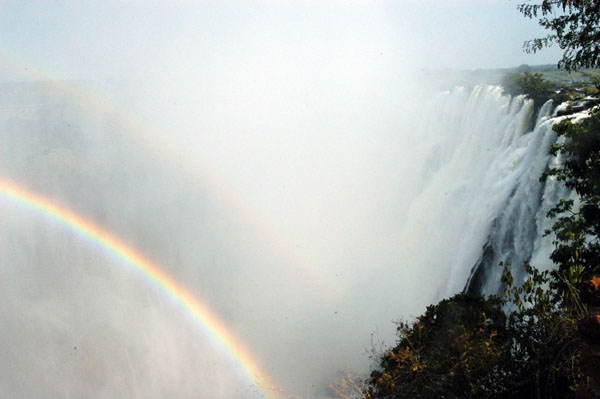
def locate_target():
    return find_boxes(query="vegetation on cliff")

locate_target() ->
[360,265,583,399]
[501,71,556,115]
[501,71,553,99]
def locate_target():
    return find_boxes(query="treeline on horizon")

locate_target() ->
[328,2,600,398]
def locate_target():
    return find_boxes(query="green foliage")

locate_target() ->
[590,74,600,90]
[501,72,555,113]
[542,107,600,285]
[365,293,514,399]
[502,71,553,97]
[519,1,600,71]
[364,265,583,399]
[502,264,584,397]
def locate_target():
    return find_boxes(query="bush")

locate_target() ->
[365,293,515,399]
[364,265,583,399]
[501,71,555,111]
[502,72,552,96]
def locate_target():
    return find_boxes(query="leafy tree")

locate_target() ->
[502,264,584,397]
[501,71,554,111]
[519,0,600,71]
[501,71,553,97]
[365,293,515,399]
[590,74,600,90]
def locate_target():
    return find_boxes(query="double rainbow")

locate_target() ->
[0,178,277,398]
[0,46,340,302]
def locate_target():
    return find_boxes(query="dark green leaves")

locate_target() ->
[364,269,583,399]
[519,0,600,71]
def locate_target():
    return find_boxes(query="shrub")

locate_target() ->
[364,265,583,399]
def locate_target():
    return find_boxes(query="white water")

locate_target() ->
[399,85,565,296]
[0,82,567,398]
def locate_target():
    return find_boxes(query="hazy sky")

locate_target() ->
[0,0,564,82]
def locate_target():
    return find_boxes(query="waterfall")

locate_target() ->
[398,84,566,298]
[463,98,562,294]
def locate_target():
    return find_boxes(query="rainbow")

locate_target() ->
[0,47,341,302]
[0,178,278,398]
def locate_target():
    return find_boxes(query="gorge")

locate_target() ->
[1,77,589,397]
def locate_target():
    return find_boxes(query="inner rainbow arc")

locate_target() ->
[0,177,278,399]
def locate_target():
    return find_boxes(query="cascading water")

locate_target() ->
[0,79,575,398]
[394,85,568,300]
[464,99,565,295]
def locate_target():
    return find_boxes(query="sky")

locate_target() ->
[0,0,565,82]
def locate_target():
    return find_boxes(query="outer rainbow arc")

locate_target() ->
[0,47,342,302]
[0,178,278,399]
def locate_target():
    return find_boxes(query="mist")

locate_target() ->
[0,1,564,398]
